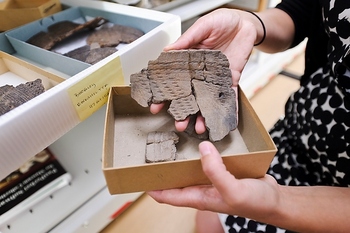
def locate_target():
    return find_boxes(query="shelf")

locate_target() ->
[0,1,181,232]
[166,0,234,21]
[0,0,181,181]
[240,41,306,99]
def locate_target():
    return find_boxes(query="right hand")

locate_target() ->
[151,8,257,133]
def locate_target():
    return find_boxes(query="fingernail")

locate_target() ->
[199,141,211,157]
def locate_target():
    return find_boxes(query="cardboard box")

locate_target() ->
[0,0,181,180]
[0,0,62,31]
[102,86,277,194]
[0,51,64,88]
[5,5,165,76]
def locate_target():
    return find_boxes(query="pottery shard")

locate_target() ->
[131,49,237,141]
[86,24,144,47]
[168,94,199,121]
[0,79,45,116]
[145,131,179,163]
[64,44,117,65]
[192,79,236,141]
[27,17,107,50]
[130,69,152,107]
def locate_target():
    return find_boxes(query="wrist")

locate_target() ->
[245,11,266,46]
[238,10,266,46]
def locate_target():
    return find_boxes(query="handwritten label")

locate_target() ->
[68,57,124,121]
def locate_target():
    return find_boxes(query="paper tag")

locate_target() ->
[68,57,124,121]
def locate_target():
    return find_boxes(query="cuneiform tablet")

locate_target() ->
[130,49,238,142]
[145,131,179,163]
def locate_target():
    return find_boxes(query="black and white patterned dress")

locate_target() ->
[220,0,350,232]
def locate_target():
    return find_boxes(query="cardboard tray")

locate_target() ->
[0,51,63,89]
[102,86,277,194]
[0,0,181,180]
[0,0,62,31]
[5,5,164,76]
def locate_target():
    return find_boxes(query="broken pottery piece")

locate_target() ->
[130,49,237,142]
[168,94,199,121]
[64,44,117,64]
[0,79,45,116]
[145,131,179,163]
[192,79,237,141]
[27,17,107,50]
[86,24,144,47]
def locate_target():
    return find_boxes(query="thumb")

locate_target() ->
[199,141,238,196]
[199,141,229,182]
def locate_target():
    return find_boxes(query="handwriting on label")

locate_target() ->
[68,56,124,121]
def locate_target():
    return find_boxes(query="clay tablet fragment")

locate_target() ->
[0,79,45,116]
[87,24,144,47]
[64,44,117,64]
[145,131,179,163]
[27,17,107,50]
[130,49,237,142]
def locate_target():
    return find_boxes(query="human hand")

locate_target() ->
[165,8,256,86]
[147,141,280,219]
[151,9,256,133]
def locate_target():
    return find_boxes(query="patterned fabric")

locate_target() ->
[220,0,350,232]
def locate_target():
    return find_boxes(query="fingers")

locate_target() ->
[150,103,165,114]
[147,185,218,209]
[164,13,212,51]
[195,114,206,134]
[175,114,206,134]
[199,141,239,201]
[174,118,189,132]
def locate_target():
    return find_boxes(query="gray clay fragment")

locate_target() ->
[168,94,199,121]
[27,17,107,50]
[130,69,152,107]
[87,24,144,47]
[192,79,237,141]
[130,49,238,141]
[145,131,179,163]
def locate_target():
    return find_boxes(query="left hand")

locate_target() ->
[147,141,280,219]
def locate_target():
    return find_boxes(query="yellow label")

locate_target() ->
[68,57,124,121]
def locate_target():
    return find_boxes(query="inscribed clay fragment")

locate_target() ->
[87,24,144,47]
[130,49,237,142]
[64,44,117,65]
[145,131,179,163]
[0,79,45,116]
[27,17,107,50]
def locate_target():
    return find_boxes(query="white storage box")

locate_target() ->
[0,0,181,180]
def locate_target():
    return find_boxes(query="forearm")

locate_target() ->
[264,185,350,232]
[237,8,295,53]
